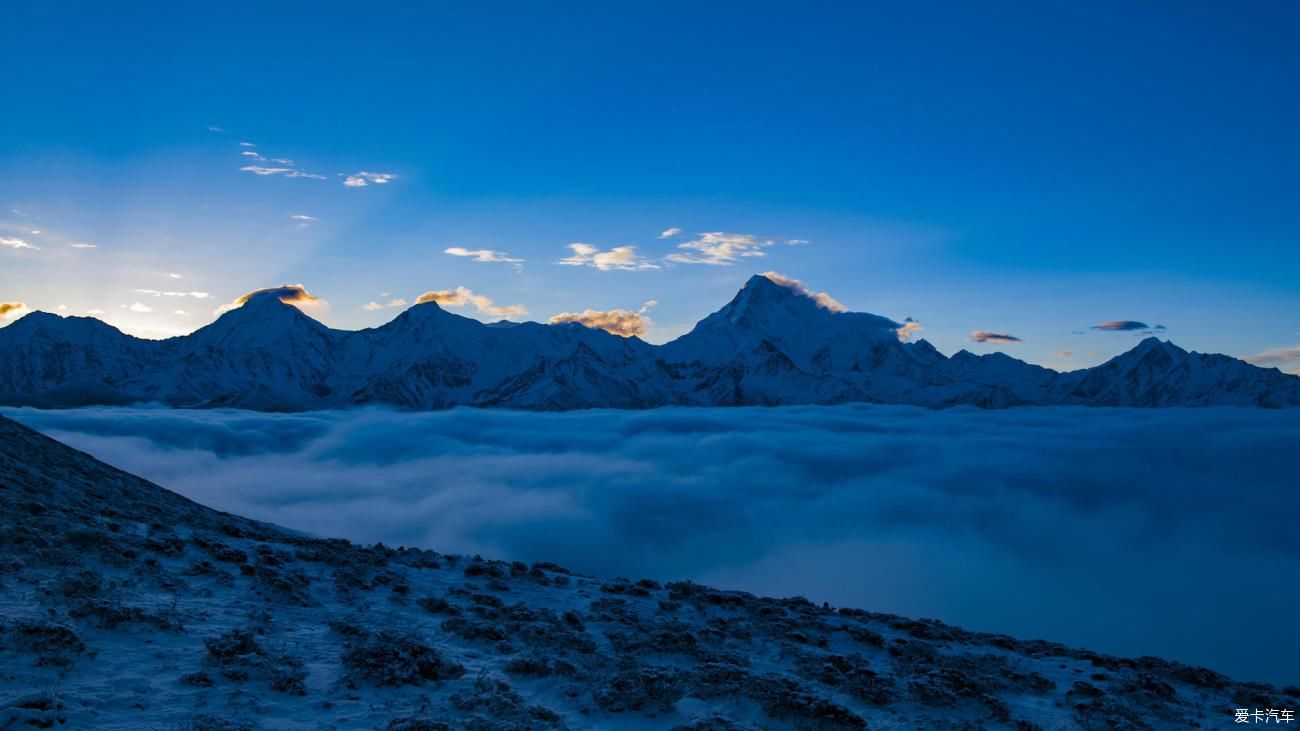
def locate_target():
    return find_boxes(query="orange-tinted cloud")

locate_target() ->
[896,317,923,342]
[761,271,845,312]
[415,287,527,318]
[548,301,656,338]
[216,284,323,315]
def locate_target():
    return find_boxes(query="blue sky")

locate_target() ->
[1,1,1298,371]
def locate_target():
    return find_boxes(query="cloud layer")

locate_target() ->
[6,404,1298,684]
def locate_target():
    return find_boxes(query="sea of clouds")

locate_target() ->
[5,403,1298,685]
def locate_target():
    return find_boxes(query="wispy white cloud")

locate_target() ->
[342,171,397,188]
[415,287,527,318]
[128,302,153,313]
[207,125,225,132]
[166,273,183,279]
[68,242,97,249]
[0,236,38,250]
[444,247,524,266]
[761,272,845,312]
[239,141,256,147]
[133,289,210,299]
[658,227,682,239]
[290,214,317,221]
[665,231,777,265]
[363,298,408,312]
[87,308,105,316]
[174,310,189,316]
[240,165,327,180]
[558,243,660,271]
[549,300,656,338]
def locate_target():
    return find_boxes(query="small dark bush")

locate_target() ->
[340,629,464,687]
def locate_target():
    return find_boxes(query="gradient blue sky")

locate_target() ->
[2,1,1298,371]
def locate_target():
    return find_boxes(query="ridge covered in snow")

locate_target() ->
[1,412,1292,729]
[1,275,1297,411]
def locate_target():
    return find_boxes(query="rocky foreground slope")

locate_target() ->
[0,414,1293,729]
[2,275,1297,411]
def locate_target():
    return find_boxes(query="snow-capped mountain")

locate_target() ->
[2,275,1297,410]
[2,412,1291,729]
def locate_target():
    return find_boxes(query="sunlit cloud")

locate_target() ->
[166,273,183,279]
[0,301,28,320]
[665,231,776,266]
[0,236,38,250]
[444,247,524,266]
[761,271,845,312]
[342,171,397,188]
[415,286,527,318]
[558,243,659,271]
[215,284,323,315]
[970,330,1023,344]
[87,308,105,316]
[658,227,682,239]
[896,317,923,342]
[549,300,656,338]
[1055,351,1074,359]
[1245,345,1300,376]
[174,310,189,316]
[68,242,97,249]
[1091,320,1166,333]
[127,302,153,313]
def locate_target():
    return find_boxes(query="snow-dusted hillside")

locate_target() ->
[1,413,1292,729]
[2,275,1297,410]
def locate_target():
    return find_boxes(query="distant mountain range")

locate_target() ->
[1,274,1296,410]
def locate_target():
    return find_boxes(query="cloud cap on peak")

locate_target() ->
[415,287,527,318]
[215,284,323,315]
[760,271,845,313]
